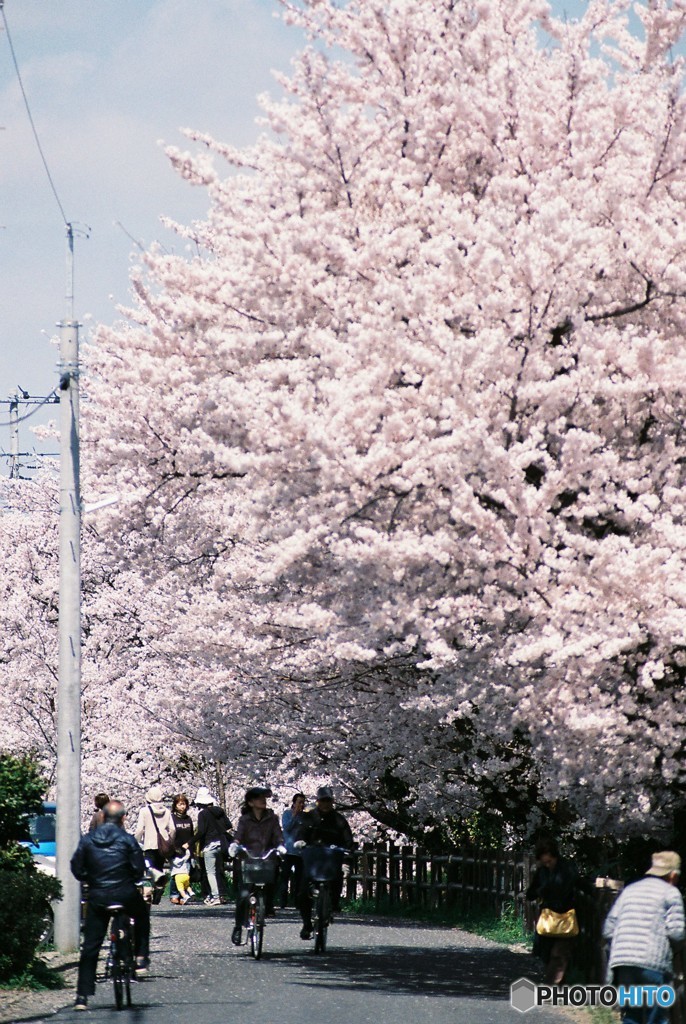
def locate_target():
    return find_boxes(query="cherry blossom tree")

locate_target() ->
[69,0,686,842]
[0,473,214,813]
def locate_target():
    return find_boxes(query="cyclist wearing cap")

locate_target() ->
[296,786,353,940]
[70,801,151,1011]
[229,787,284,946]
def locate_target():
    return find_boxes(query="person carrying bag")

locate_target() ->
[149,803,175,859]
[526,837,593,983]
[134,786,176,904]
[536,906,580,938]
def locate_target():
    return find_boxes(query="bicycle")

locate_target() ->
[103,903,135,1010]
[235,846,281,960]
[301,844,350,954]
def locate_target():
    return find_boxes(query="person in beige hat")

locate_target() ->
[603,851,685,1023]
[645,851,682,877]
[134,786,176,900]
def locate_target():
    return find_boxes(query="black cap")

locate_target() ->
[245,786,272,802]
[316,786,334,801]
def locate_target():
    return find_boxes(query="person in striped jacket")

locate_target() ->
[603,850,685,1024]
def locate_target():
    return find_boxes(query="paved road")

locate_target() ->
[23,904,566,1024]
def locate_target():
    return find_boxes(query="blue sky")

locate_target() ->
[0,0,587,467]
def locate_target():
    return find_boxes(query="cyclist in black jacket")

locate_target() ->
[296,786,353,939]
[70,801,150,1011]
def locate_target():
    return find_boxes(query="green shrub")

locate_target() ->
[0,867,61,979]
[0,753,62,981]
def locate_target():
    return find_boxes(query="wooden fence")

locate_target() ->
[344,841,535,919]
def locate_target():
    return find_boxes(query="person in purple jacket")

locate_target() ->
[230,786,284,946]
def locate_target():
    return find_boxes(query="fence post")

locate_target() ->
[417,849,428,909]
[446,852,458,911]
[494,849,502,916]
[520,851,533,931]
[402,845,414,905]
[458,846,466,913]
[346,849,357,902]
[430,852,440,911]
[590,879,623,985]
[389,842,399,907]
[376,843,387,907]
[361,843,374,903]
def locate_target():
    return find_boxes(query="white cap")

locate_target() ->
[194,786,215,806]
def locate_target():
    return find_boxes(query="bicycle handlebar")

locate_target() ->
[232,845,284,860]
[297,843,352,855]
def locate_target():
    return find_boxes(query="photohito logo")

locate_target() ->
[510,978,676,1013]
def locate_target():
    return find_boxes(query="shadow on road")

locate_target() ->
[285,942,534,1000]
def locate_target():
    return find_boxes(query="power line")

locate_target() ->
[0,389,59,428]
[0,450,59,458]
[0,0,69,227]
[0,395,51,404]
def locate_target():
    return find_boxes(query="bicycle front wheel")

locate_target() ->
[112,953,124,1011]
[314,887,330,954]
[249,894,265,959]
[124,935,134,1007]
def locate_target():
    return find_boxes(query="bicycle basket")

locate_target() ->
[241,857,277,886]
[302,845,344,882]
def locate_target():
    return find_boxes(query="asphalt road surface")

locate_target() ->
[40,903,566,1024]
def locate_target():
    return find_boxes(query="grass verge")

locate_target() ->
[342,895,532,947]
[0,957,65,991]
[585,1009,619,1023]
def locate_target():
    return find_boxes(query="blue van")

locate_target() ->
[20,802,57,943]
[24,801,57,873]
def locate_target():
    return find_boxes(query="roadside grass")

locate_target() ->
[585,1009,619,1023]
[342,895,532,947]
[0,957,65,991]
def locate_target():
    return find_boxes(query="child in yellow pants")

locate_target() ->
[170,849,195,904]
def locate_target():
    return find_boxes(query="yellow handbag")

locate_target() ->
[536,907,579,937]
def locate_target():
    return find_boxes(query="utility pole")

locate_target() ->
[8,392,18,478]
[54,223,81,952]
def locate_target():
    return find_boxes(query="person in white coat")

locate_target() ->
[134,785,176,883]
